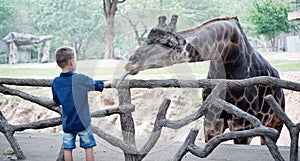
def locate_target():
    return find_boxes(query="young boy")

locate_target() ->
[51,46,112,161]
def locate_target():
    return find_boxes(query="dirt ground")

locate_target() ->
[1,53,300,160]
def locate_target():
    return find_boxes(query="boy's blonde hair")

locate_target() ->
[55,46,76,69]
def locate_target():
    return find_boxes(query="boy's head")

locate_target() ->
[55,46,77,71]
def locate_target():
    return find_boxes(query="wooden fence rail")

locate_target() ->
[0,77,300,161]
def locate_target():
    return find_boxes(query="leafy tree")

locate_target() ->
[248,0,297,51]
[30,0,103,59]
[0,0,16,39]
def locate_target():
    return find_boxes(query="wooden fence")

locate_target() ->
[0,77,300,161]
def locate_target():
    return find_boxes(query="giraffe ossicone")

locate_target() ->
[120,15,285,145]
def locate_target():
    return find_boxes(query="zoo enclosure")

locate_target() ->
[0,77,300,161]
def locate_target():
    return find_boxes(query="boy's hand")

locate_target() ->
[104,80,114,88]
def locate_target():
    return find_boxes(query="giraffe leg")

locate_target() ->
[234,137,253,144]
[204,108,228,142]
[261,90,285,145]
[229,118,253,144]
[204,119,226,142]
[261,115,283,145]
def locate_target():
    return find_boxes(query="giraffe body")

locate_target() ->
[122,16,285,144]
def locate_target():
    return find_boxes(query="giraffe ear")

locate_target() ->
[165,15,178,33]
[157,16,167,29]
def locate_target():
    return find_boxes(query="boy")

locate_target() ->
[51,46,112,161]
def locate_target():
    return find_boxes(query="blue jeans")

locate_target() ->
[63,125,96,150]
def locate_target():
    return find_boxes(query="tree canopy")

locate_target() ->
[0,0,16,39]
[31,0,103,59]
[247,0,297,50]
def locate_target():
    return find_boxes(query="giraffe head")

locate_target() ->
[116,15,188,87]
[124,29,187,75]
[123,15,187,76]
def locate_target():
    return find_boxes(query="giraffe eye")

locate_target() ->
[161,38,169,45]
[129,54,140,63]
[166,36,177,47]
[145,39,153,44]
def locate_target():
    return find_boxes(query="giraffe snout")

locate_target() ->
[124,62,140,75]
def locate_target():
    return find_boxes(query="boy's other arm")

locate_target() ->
[51,86,61,106]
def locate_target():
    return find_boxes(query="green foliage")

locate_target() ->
[29,0,104,59]
[3,150,16,156]
[0,0,16,39]
[248,0,296,40]
[32,1,102,38]
[2,0,292,61]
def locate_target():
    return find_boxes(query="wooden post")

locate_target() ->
[117,87,139,161]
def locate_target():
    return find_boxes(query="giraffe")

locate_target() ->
[119,15,285,144]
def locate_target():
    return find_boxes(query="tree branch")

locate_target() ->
[0,78,52,87]
[91,104,135,117]
[138,98,171,160]
[0,84,61,114]
[12,117,62,132]
[265,95,299,161]
[186,127,278,158]
[92,125,138,154]
[116,76,300,91]
[0,111,26,159]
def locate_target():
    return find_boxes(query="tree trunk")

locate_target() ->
[81,38,91,60]
[41,41,51,63]
[105,14,115,59]
[271,37,276,52]
[73,41,82,60]
[7,42,18,65]
[103,0,127,59]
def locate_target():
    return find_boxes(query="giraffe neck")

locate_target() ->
[184,43,207,62]
[177,19,251,79]
[179,41,220,64]
[177,18,244,64]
